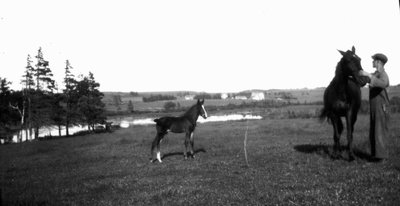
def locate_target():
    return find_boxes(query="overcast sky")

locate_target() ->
[1,0,399,93]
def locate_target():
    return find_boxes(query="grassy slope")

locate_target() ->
[1,114,400,205]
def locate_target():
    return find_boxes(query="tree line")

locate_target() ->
[0,47,106,143]
[143,94,177,102]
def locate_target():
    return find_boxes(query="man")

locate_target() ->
[360,53,390,161]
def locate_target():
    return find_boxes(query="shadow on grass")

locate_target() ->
[294,144,377,162]
[162,148,207,160]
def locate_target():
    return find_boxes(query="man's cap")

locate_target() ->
[371,53,388,64]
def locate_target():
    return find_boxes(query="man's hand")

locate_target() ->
[359,70,372,78]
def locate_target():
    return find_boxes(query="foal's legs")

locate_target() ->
[183,132,195,159]
[184,132,190,159]
[189,132,195,158]
[151,133,164,163]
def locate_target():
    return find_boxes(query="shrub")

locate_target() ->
[163,101,177,111]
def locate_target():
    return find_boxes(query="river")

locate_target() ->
[6,114,262,143]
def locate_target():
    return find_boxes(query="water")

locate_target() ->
[117,114,262,128]
[8,114,262,143]
[10,125,88,143]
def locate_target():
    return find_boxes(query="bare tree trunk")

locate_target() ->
[9,103,25,143]
[58,125,62,137]
[28,97,33,140]
[35,127,39,139]
[66,120,70,137]
[25,127,29,141]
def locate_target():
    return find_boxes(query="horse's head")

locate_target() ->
[196,99,208,119]
[337,46,368,86]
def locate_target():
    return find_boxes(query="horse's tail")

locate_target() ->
[319,107,330,123]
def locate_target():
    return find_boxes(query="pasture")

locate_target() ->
[1,112,400,205]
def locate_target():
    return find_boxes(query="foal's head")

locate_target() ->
[196,99,208,119]
[337,46,367,86]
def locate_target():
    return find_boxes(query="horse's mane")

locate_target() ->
[330,59,348,96]
[181,103,198,117]
[334,59,345,78]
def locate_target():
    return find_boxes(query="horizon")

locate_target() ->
[1,1,399,93]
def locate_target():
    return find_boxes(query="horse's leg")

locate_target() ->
[156,135,163,163]
[331,115,343,159]
[346,112,357,161]
[151,132,164,163]
[189,132,195,158]
[150,133,160,162]
[184,132,190,160]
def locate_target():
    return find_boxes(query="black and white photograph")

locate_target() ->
[1,0,400,205]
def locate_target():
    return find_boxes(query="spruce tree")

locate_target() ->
[63,60,78,137]
[30,47,57,138]
[34,47,56,92]
[0,77,12,140]
[77,72,106,131]
[21,54,35,140]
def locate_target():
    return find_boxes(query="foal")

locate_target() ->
[150,99,207,163]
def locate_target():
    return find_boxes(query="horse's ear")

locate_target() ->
[197,99,201,104]
[351,46,356,53]
[338,50,345,56]
[201,99,205,104]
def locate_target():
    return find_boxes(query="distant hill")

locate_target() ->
[102,85,400,105]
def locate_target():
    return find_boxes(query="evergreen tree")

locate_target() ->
[21,54,35,140]
[34,47,56,93]
[77,72,106,131]
[30,47,57,138]
[0,78,20,142]
[0,77,12,138]
[63,60,78,137]
[51,93,65,137]
[22,55,35,90]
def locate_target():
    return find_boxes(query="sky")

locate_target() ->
[0,0,399,93]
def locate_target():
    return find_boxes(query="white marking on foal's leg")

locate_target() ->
[157,151,162,163]
[190,132,196,158]
[201,105,208,118]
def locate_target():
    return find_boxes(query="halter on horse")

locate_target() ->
[150,99,208,163]
[320,46,368,161]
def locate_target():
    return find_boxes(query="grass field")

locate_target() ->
[1,112,400,205]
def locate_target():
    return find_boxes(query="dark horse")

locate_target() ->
[320,46,368,160]
[150,99,208,163]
